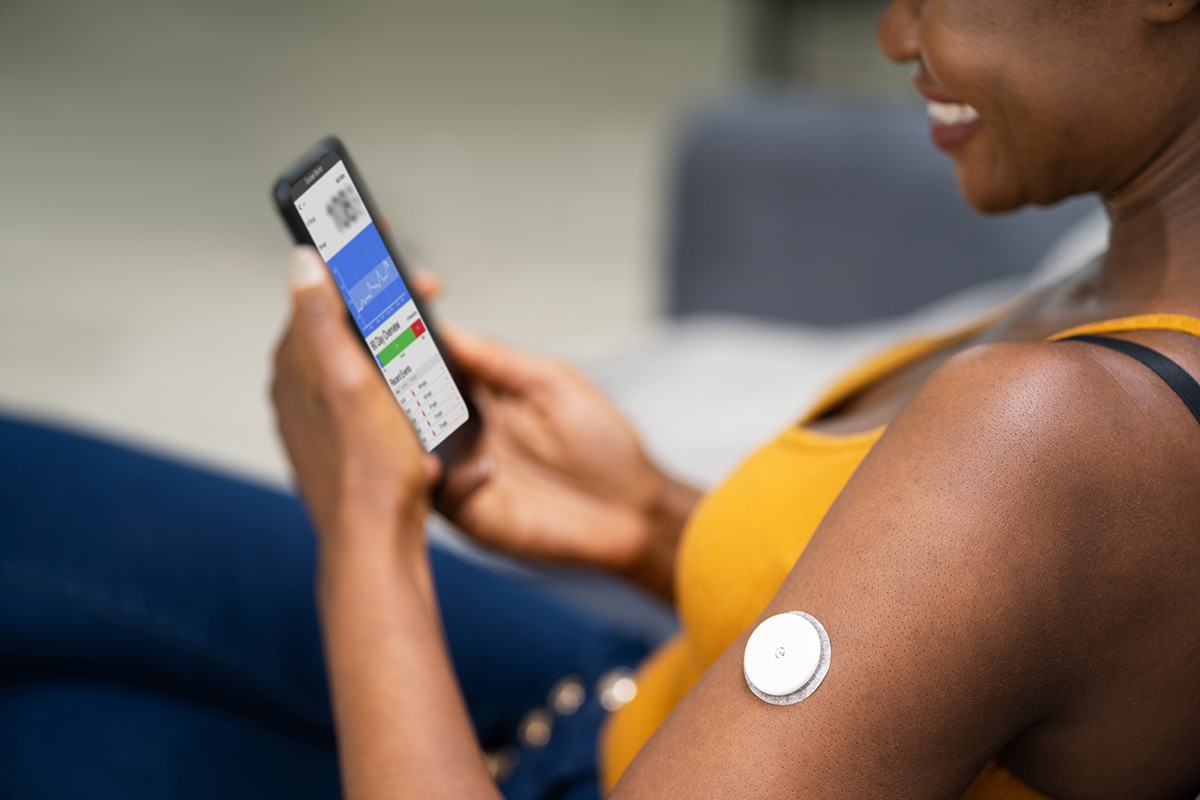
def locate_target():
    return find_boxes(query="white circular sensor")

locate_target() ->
[743,612,830,705]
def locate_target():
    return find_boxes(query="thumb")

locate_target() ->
[286,246,366,375]
[288,245,339,315]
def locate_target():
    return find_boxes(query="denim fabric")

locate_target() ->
[0,416,651,799]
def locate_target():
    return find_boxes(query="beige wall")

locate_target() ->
[0,0,900,480]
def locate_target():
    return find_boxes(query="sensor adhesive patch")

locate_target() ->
[743,611,830,705]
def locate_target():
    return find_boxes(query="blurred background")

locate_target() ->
[0,0,912,482]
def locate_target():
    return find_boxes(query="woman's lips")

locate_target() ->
[912,72,984,152]
[926,99,983,152]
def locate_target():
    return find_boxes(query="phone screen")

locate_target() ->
[289,156,471,452]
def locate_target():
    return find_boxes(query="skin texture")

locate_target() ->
[270,2,1200,798]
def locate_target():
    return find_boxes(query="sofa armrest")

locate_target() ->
[666,89,1099,325]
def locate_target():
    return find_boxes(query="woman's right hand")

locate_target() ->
[434,323,700,601]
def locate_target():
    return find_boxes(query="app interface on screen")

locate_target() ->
[292,157,469,451]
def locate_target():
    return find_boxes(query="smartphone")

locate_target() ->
[273,136,481,468]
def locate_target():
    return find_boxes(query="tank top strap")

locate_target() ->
[1048,315,1200,428]
[1044,313,1200,342]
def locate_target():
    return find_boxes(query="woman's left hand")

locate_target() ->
[270,246,440,555]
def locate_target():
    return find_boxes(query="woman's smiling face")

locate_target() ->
[877,0,1200,213]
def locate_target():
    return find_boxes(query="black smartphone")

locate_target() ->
[273,136,481,468]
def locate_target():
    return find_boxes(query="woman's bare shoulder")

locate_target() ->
[877,335,1200,599]
[894,335,1198,506]
[927,334,1200,456]
[613,338,1200,800]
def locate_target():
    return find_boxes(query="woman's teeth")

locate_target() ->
[927,101,980,125]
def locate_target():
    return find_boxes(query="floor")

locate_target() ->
[0,0,904,482]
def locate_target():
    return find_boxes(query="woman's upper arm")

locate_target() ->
[611,343,1135,799]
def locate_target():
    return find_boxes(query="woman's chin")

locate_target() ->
[953,166,1027,215]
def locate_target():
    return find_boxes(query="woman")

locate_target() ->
[6,0,1200,797]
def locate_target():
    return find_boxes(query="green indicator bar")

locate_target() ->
[377,326,417,367]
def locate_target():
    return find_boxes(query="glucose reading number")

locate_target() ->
[326,186,364,233]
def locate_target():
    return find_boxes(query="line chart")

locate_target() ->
[348,260,398,312]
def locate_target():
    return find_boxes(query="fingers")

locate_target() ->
[439,321,552,394]
[423,453,444,487]
[410,270,443,302]
[436,453,493,515]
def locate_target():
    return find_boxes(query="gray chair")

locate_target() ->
[666,88,1099,325]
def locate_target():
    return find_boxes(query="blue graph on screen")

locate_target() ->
[347,262,397,311]
[326,222,411,336]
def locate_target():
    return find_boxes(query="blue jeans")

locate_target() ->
[0,417,652,799]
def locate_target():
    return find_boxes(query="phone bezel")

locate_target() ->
[272,136,482,470]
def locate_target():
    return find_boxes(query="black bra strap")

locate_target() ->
[1060,334,1200,427]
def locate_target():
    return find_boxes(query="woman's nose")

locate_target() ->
[877,0,920,64]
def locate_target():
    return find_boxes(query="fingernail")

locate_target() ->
[473,455,493,482]
[425,454,443,484]
[288,248,325,291]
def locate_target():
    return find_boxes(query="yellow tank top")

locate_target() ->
[600,314,1200,798]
